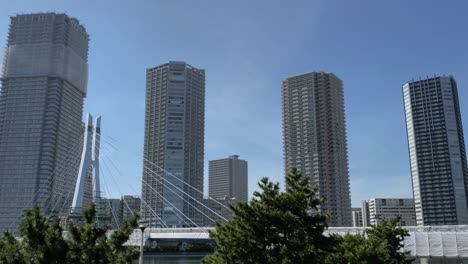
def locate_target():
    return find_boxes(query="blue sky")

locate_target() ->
[1,0,468,207]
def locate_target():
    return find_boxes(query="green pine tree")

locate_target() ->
[66,203,139,264]
[324,233,387,264]
[366,217,413,264]
[324,217,412,264]
[18,205,66,264]
[66,204,111,263]
[203,168,413,264]
[203,168,331,264]
[0,232,24,264]
[0,203,139,264]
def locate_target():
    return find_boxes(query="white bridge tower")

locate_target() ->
[70,113,101,217]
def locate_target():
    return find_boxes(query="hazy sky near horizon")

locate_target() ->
[1,0,468,207]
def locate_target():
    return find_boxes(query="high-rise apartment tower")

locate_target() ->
[282,72,351,226]
[209,155,248,202]
[0,13,89,232]
[403,76,468,225]
[142,61,205,227]
[204,155,248,225]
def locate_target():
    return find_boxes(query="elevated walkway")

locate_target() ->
[126,225,468,260]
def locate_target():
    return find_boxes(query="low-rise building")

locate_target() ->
[97,198,121,229]
[362,198,416,226]
[351,207,363,227]
[121,195,141,222]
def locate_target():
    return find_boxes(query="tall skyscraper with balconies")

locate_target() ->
[403,75,468,225]
[0,13,89,232]
[142,61,205,227]
[282,72,351,226]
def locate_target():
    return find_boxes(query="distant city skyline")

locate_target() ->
[1,1,468,208]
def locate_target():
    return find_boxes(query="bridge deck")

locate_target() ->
[125,225,468,258]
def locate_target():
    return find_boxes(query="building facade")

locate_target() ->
[201,198,231,227]
[97,198,121,229]
[121,195,141,222]
[205,155,248,225]
[403,76,468,225]
[281,72,351,226]
[142,61,205,227]
[209,155,248,202]
[0,13,89,232]
[95,196,141,229]
[362,198,416,226]
[351,207,363,227]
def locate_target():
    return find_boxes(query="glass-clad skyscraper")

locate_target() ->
[142,61,205,227]
[0,13,89,232]
[403,76,468,225]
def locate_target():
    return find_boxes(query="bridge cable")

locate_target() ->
[141,167,219,224]
[97,149,167,228]
[9,132,85,232]
[141,162,227,222]
[99,145,179,229]
[102,135,230,211]
[141,178,196,227]
[101,172,121,228]
[99,136,226,224]
[97,143,168,228]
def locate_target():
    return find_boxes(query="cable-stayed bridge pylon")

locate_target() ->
[69,113,101,222]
